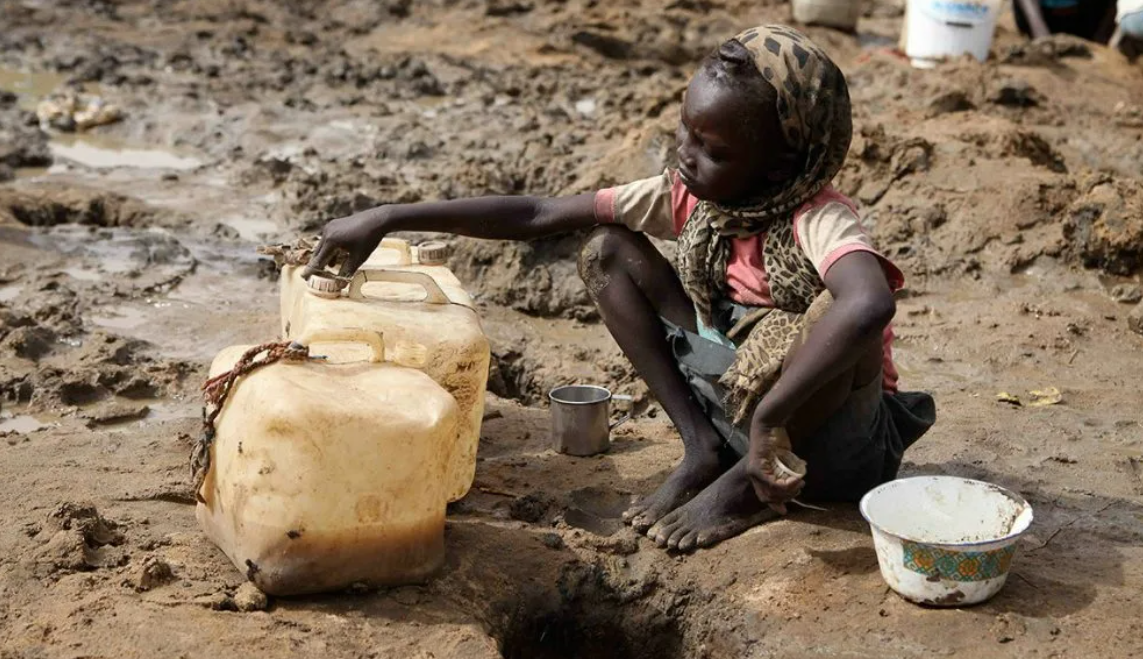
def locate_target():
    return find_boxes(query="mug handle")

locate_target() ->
[609,394,634,431]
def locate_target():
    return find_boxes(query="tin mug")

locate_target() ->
[549,385,634,456]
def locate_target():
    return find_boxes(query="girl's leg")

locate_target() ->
[578,225,727,531]
[648,331,884,551]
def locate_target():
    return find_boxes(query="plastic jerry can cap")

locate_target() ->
[306,273,348,298]
[417,241,450,265]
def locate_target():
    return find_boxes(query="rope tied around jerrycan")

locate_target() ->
[191,340,312,501]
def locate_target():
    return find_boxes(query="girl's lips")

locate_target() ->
[677,167,698,190]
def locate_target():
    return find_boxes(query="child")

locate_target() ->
[306,25,935,552]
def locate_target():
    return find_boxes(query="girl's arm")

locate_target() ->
[744,251,896,505]
[306,194,598,276]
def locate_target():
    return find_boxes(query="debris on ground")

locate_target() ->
[36,89,124,132]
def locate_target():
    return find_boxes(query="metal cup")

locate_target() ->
[549,385,633,456]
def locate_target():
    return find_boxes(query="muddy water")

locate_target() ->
[49,135,204,171]
[0,65,205,173]
[0,413,46,434]
[0,283,25,302]
[0,65,66,110]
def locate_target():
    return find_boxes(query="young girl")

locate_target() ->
[305,25,935,552]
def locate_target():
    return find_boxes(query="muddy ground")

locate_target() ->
[1,0,1143,657]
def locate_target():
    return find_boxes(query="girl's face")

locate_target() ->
[675,64,792,204]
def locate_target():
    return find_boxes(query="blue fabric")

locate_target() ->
[695,311,736,348]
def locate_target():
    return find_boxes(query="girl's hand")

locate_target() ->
[744,425,804,515]
[304,207,390,279]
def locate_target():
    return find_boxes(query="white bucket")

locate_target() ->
[859,476,1033,606]
[905,0,1001,67]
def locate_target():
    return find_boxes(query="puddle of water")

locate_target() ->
[30,225,195,276]
[49,134,203,171]
[14,165,50,179]
[0,413,46,434]
[0,65,67,110]
[138,401,193,425]
[61,266,103,282]
[0,283,25,303]
[2,65,205,172]
[91,305,149,330]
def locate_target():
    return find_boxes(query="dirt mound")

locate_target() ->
[0,94,51,169]
[0,323,196,408]
[835,50,1143,280]
[0,184,164,228]
[1063,174,1143,275]
[30,502,127,575]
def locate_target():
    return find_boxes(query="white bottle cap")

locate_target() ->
[417,241,450,265]
[306,274,347,298]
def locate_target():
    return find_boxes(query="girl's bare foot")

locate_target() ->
[647,460,780,552]
[623,444,724,532]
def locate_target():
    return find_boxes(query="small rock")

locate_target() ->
[135,555,175,591]
[989,78,1042,107]
[485,0,533,16]
[1110,284,1142,304]
[234,582,269,612]
[82,403,150,427]
[540,532,564,549]
[1128,302,1143,336]
[508,494,550,524]
[0,163,13,182]
[593,532,640,556]
[1,325,56,361]
[198,591,236,611]
[212,223,241,241]
[928,90,975,116]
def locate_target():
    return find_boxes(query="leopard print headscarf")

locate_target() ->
[675,25,853,425]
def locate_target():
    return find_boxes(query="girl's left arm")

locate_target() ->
[744,251,896,504]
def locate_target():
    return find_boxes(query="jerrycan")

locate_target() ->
[196,329,460,596]
[279,238,490,503]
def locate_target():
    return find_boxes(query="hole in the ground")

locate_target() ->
[58,381,108,406]
[498,605,683,659]
[493,566,684,659]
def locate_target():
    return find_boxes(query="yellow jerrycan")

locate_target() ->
[279,238,490,503]
[196,329,460,596]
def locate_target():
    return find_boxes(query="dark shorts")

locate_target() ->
[662,317,936,503]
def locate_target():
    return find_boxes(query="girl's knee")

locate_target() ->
[580,225,636,267]
[577,225,639,297]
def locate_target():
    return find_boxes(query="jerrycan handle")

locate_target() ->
[348,268,450,305]
[298,328,385,363]
[379,237,413,266]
